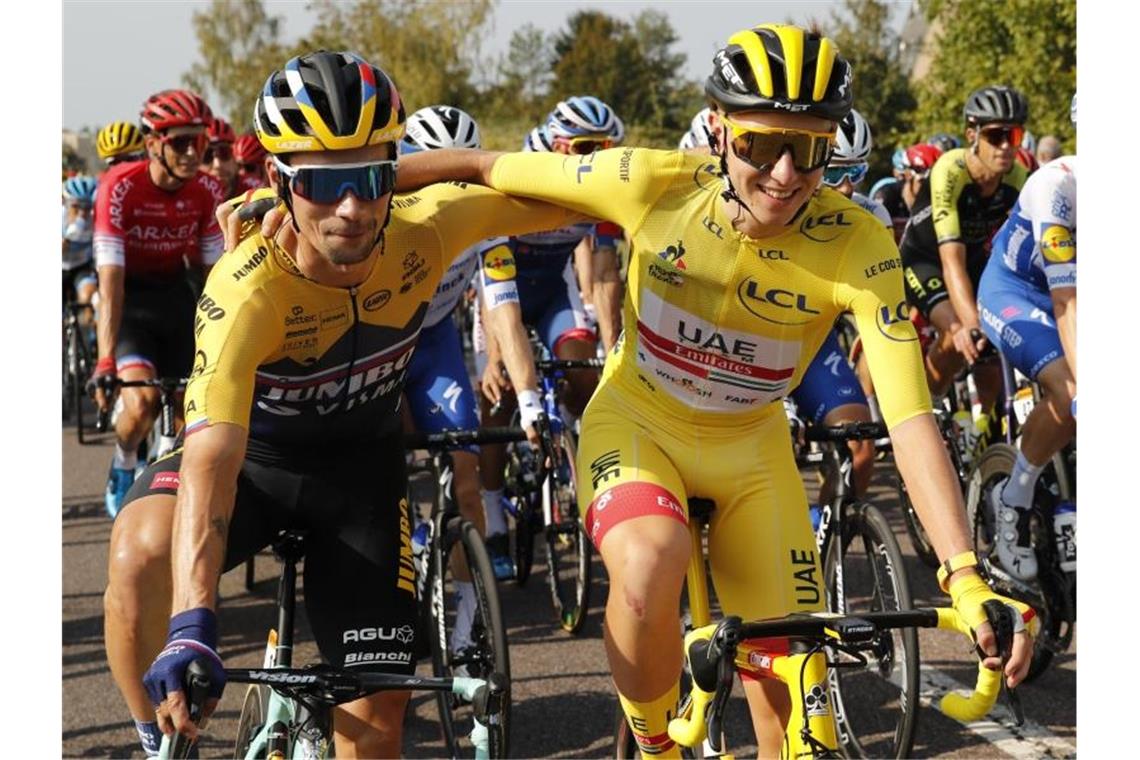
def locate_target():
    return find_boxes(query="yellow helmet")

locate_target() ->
[705,23,853,122]
[96,120,146,162]
[253,50,405,155]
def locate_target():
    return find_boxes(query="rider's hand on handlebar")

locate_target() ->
[948,572,1036,688]
[88,356,117,413]
[143,608,226,741]
[517,389,544,449]
[951,323,987,365]
[481,360,512,407]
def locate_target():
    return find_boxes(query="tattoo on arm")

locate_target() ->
[211,516,229,539]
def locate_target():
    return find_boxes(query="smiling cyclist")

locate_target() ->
[394,23,1036,757]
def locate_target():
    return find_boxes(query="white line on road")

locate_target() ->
[920,666,1075,759]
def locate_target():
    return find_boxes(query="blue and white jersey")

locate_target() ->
[421,241,489,328]
[480,221,621,310]
[990,156,1077,293]
[852,192,893,229]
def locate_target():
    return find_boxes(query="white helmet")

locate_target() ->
[523,123,553,152]
[1070,93,1076,125]
[403,105,481,151]
[1020,129,1037,153]
[611,114,626,145]
[547,95,619,139]
[690,107,715,144]
[832,108,873,163]
[678,130,701,149]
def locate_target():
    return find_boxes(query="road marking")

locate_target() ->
[920,666,1075,758]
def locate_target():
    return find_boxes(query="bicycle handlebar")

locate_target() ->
[535,358,606,372]
[803,420,888,443]
[667,605,1017,749]
[403,426,528,450]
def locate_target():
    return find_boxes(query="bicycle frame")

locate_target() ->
[680,502,840,756]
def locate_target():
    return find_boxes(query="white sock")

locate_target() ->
[1001,450,1043,509]
[483,489,507,536]
[450,581,476,652]
[112,442,138,471]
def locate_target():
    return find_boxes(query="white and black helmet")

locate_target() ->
[547,95,619,139]
[403,105,481,151]
[832,108,873,163]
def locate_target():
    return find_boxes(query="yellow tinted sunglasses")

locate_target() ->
[721,117,835,173]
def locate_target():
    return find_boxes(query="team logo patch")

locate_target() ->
[1040,225,1075,263]
[482,244,516,281]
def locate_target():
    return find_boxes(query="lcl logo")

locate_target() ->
[737,277,820,326]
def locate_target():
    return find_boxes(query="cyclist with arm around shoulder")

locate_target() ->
[399,24,1035,757]
[102,51,580,758]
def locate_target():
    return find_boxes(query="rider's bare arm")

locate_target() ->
[95,264,124,362]
[170,423,247,612]
[938,240,976,328]
[484,301,538,399]
[394,148,502,193]
[591,239,623,354]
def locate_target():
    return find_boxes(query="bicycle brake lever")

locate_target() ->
[979,599,1024,726]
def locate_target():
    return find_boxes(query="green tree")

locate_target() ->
[183,0,290,130]
[910,0,1076,150]
[824,0,918,181]
[484,23,554,126]
[547,9,695,135]
[305,0,495,111]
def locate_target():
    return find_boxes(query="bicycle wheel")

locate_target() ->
[543,429,592,634]
[514,494,537,587]
[431,516,511,757]
[62,321,76,422]
[895,476,940,569]
[233,683,270,759]
[965,444,1065,683]
[824,503,919,759]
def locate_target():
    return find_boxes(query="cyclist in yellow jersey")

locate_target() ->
[102,51,577,758]
[399,23,1037,757]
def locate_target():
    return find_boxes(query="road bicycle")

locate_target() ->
[405,426,521,756]
[500,353,604,634]
[94,376,186,464]
[964,350,1076,683]
[62,301,95,442]
[800,421,919,758]
[158,528,509,760]
[613,490,1021,758]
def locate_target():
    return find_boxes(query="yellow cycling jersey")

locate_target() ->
[930,147,1027,246]
[184,181,574,457]
[490,148,932,429]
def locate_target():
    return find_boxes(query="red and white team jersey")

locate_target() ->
[93,160,226,281]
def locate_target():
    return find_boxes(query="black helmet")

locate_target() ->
[705,23,853,122]
[963,85,1029,126]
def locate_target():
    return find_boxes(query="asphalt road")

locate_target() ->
[62,406,1075,758]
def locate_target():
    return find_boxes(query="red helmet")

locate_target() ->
[206,116,236,145]
[140,89,212,133]
[904,143,943,174]
[1014,146,1039,173]
[233,133,267,165]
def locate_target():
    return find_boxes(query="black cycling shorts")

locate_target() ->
[902,255,988,321]
[116,279,197,379]
[122,437,418,673]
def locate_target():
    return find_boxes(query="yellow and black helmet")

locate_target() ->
[705,24,853,122]
[96,120,146,162]
[254,50,406,155]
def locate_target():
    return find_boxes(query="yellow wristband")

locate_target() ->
[936,550,978,592]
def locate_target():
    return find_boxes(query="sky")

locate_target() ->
[63,0,914,131]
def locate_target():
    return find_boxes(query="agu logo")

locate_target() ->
[482,244,516,281]
[1040,225,1075,263]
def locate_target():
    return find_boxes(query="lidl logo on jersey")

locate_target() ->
[482,244,516,281]
[1040,225,1075,263]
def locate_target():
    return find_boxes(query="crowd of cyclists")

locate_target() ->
[62,17,1075,758]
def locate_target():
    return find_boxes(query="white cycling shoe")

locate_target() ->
[989,478,1038,582]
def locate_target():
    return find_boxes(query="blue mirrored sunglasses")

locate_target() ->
[275,158,398,204]
[822,162,868,188]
